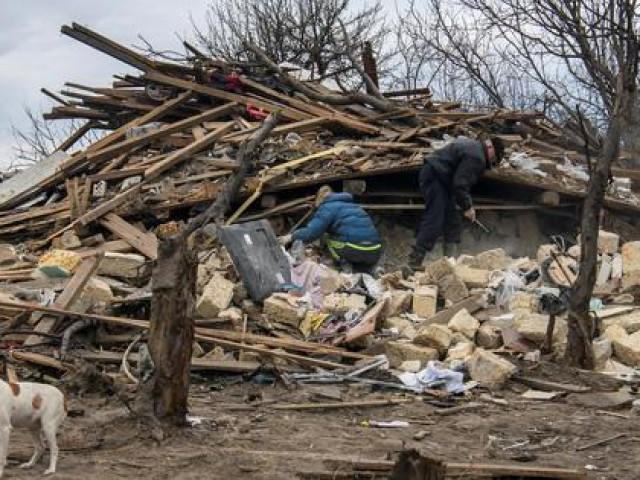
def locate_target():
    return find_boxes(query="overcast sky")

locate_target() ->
[0,0,210,167]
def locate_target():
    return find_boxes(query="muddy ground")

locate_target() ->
[4,368,640,480]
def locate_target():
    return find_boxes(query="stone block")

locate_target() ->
[453,265,491,288]
[263,293,305,327]
[450,332,469,345]
[60,230,82,250]
[413,324,452,354]
[78,278,113,311]
[439,274,469,303]
[323,293,366,314]
[388,289,412,316]
[468,348,517,389]
[423,258,455,282]
[509,292,539,314]
[197,274,235,319]
[0,244,17,265]
[567,245,581,259]
[611,253,623,279]
[604,325,640,367]
[622,270,640,291]
[593,338,612,370]
[412,285,437,318]
[219,307,244,327]
[597,230,620,255]
[476,324,503,349]
[445,341,475,363]
[515,313,553,343]
[468,248,511,270]
[385,341,438,368]
[398,360,422,373]
[536,244,558,263]
[448,308,479,339]
[385,316,413,335]
[98,252,147,279]
[622,241,640,274]
[601,309,640,334]
[596,254,612,286]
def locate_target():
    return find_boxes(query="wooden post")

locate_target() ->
[135,233,197,426]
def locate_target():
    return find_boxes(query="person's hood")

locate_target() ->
[323,192,354,203]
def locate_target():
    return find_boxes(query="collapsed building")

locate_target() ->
[0,24,639,478]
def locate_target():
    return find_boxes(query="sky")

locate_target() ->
[0,0,210,167]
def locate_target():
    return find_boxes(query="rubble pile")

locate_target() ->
[0,23,639,397]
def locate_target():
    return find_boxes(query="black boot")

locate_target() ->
[402,246,426,276]
[442,242,460,259]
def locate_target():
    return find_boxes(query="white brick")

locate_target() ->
[98,252,146,279]
[386,341,438,368]
[597,230,620,254]
[448,308,479,339]
[454,265,491,288]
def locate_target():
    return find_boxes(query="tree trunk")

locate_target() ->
[136,234,197,426]
[566,85,633,368]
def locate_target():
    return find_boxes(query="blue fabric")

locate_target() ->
[292,193,380,244]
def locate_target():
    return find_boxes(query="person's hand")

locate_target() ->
[463,207,476,222]
[278,234,293,247]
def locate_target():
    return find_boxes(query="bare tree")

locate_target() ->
[458,0,639,369]
[190,0,394,87]
[10,106,102,168]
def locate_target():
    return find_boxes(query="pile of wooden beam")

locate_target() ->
[1,23,639,382]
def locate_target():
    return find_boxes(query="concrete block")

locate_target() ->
[468,348,517,389]
[398,360,422,373]
[263,293,305,327]
[0,244,17,265]
[412,285,437,318]
[448,308,479,339]
[60,230,82,250]
[622,270,640,291]
[219,307,244,327]
[98,252,147,279]
[597,230,620,254]
[454,265,491,288]
[413,324,452,354]
[476,324,503,349]
[197,274,235,319]
[385,316,413,335]
[385,341,438,368]
[323,293,367,314]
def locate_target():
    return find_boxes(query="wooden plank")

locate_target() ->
[144,70,311,121]
[445,462,587,479]
[84,103,236,167]
[77,240,132,258]
[99,213,158,260]
[0,301,347,370]
[144,121,236,179]
[55,121,96,152]
[427,294,483,325]
[223,117,328,143]
[79,182,143,226]
[23,254,103,346]
[76,350,260,373]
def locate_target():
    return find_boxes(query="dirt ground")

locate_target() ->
[4,369,640,480]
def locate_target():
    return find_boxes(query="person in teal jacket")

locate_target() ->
[281,186,382,269]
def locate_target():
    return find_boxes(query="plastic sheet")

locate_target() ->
[397,361,476,394]
[495,269,526,308]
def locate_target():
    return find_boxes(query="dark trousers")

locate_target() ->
[327,239,382,273]
[416,165,463,251]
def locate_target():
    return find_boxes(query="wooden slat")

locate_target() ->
[23,254,103,346]
[99,213,158,260]
[144,121,236,179]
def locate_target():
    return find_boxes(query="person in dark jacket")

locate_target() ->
[408,136,504,269]
[281,186,382,269]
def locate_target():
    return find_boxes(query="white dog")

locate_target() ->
[0,380,66,477]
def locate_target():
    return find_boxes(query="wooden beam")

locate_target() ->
[99,213,158,260]
[23,254,103,346]
[144,121,236,179]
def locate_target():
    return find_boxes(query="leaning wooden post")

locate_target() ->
[136,112,280,427]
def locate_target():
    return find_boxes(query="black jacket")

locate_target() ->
[421,138,487,211]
